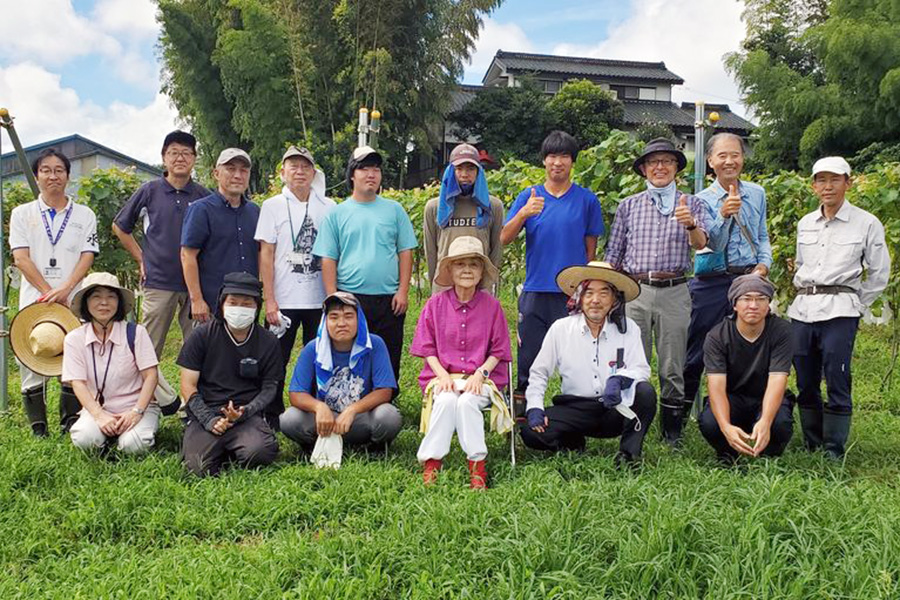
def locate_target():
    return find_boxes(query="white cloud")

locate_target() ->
[464,18,535,84]
[92,0,160,39]
[0,1,160,92]
[550,0,748,117]
[0,1,121,65]
[0,62,180,165]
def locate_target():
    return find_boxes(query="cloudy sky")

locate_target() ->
[0,0,748,165]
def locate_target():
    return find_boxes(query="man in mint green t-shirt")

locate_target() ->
[313,146,417,385]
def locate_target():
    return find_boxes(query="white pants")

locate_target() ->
[417,389,490,462]
[70,405,161,455]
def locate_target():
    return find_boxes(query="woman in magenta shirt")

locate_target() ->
[63,273,160,455]
[410,237,511,489]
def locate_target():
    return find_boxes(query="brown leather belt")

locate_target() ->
[631,272,688,287]
[797,285,857,295]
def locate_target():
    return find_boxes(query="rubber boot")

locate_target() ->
[22,385,48,437]
[660,402,684,448]
[822,411,851,460]
[59,385,82,434]
[468,459,488,490]
[798,406,824,452]
[423,459,442,486]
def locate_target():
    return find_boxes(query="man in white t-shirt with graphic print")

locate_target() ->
[255,146,336,418]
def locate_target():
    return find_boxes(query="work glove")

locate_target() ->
[526,407,546,430]
[600,375,634,409]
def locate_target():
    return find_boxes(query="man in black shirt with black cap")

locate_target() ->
[178,271,284,476]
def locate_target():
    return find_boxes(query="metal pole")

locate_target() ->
[693,101,706,194]
[0,109,39,198]
[0,113,9,412]
[357,107,369,148]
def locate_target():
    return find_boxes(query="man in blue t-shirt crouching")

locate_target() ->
[281,292,402,451]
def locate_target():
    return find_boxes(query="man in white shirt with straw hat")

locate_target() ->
[9,148,98,435]
[520,261,656,465]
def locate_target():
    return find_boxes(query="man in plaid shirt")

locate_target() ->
[605,138,709,447]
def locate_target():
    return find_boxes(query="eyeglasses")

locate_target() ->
[284,161,315,172]
[38,167,67,176]
[165,150,195,160]
[645,158,678,168]
[736,294,770,305]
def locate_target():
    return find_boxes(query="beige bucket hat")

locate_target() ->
[70,272,135,318]
[9,302,82,376]
[433,236,498,289]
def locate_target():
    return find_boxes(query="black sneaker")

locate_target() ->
[31,423,48,437]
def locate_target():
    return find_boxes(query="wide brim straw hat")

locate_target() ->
[9,302,82,376]
[70,272,135,318]
[556,261,641,303]
[434,236,498,289]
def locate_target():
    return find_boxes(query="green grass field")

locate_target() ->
[2,290,900,599]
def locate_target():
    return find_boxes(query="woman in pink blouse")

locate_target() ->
[62,273,160,455]
[410,237,512,489]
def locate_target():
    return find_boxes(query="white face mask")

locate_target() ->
[223,306,256,330]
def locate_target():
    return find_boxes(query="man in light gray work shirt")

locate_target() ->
[789,156,890,459]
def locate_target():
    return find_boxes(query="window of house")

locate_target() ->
[541,80,561,94]
[639,87,657,100]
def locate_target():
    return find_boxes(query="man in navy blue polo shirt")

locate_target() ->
[181,148,260,325]
[500,130,605,398]
[113,130,209,358]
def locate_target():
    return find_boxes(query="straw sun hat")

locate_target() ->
[433,236,498,289]
[9,302,81,377]
[556,261,641,302]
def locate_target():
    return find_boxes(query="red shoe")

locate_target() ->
[423,459,442,485]
[468,460,488,490]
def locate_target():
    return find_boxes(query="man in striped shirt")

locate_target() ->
[605,138,708,447]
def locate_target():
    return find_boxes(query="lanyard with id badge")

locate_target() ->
[41,204,73,281]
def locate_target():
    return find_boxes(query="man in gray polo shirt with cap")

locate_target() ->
[423,143,504,293]
[789,156,890,459]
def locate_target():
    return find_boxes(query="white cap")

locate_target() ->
[351,145,382,162]
[812,156,851,177]
[216,148,252,167]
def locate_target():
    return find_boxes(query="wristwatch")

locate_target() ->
[131,407,145,415]
[480,368,490,378]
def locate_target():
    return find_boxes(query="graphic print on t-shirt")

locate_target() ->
[293,212,321,276]
[321,366,364,412]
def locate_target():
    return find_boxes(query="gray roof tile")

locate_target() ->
[493,51,684,83]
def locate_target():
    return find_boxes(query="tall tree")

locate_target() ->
[156,0,501,189]
[726,0,900,171]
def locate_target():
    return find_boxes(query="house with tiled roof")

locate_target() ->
[406,50,754,186]
[0,134,162,192]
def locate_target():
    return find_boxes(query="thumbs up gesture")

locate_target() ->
[674,194,696,229]
[523,186,545,218]
[720,184,742,218]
